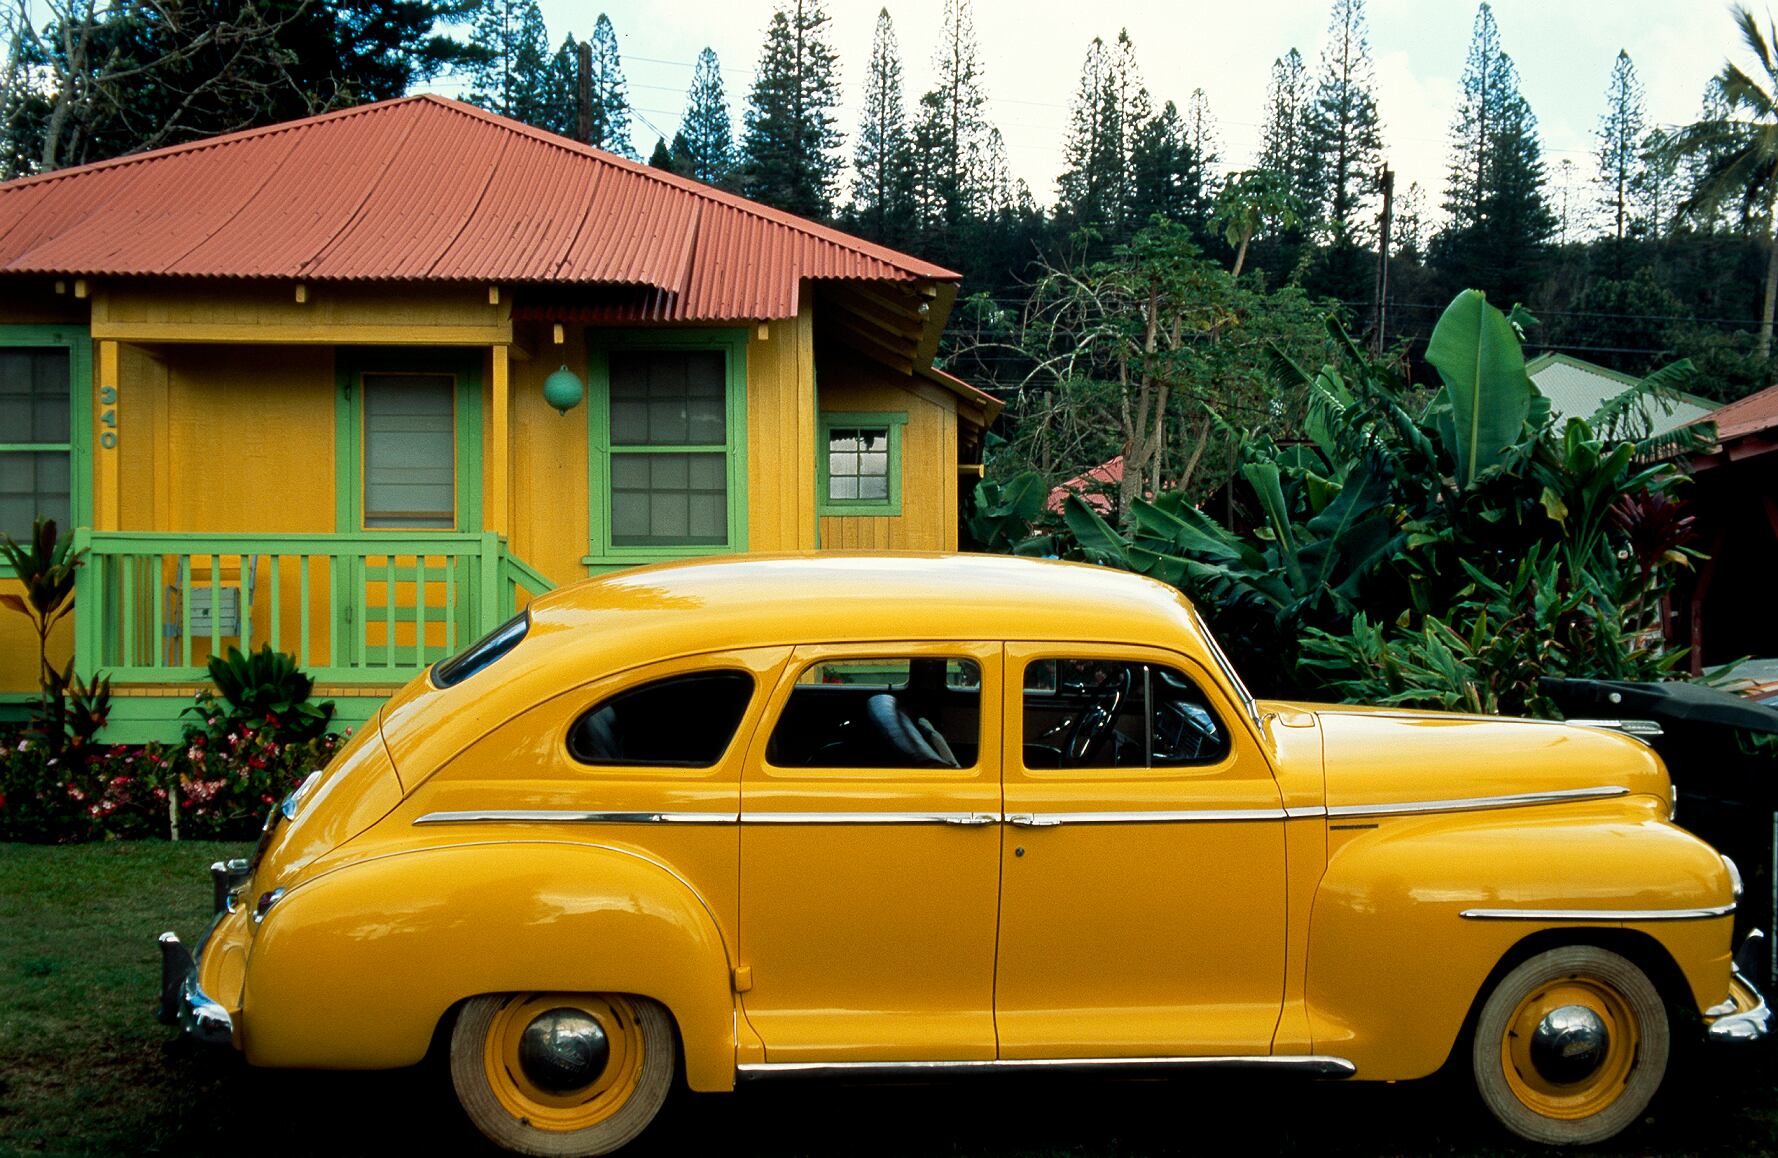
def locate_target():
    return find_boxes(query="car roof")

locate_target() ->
[526,553,1203,657]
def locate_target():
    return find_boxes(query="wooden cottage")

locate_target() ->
[0,95,998,740]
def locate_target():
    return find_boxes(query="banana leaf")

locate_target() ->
[1424,290,1533,488]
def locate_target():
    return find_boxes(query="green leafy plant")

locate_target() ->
[195,644,334,743]
[35,662,112,755]
[1025,288,1698,712]
[0,517,84,710]
[965,471,1060,555]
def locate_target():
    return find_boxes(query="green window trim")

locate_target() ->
[583,328,750,570]
[0,324,91,578]
[817,411,906,518]
[333,348,483,534]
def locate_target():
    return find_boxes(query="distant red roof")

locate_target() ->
[0,94,957,322]
[1694,381,1778,443]
[1047,456,1124,515]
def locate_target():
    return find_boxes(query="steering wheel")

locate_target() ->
[1063,667,1131,765]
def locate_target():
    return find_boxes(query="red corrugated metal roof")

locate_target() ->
[0,94,958,320]
[1693,381,1778,443]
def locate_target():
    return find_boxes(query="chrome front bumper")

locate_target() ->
[1706,929,1772,1044]
[156,930,233,1046]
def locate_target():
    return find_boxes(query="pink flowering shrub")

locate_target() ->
[0,719,344,842]
[0,732,173,842]
[173,700,344,839]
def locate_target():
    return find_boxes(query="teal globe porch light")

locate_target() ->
[543,364,584,415]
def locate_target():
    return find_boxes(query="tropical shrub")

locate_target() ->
[1000,288,1706,715]
[197,644,335,743]
[173,712,343,840]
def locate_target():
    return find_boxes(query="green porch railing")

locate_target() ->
[71,530,553,684]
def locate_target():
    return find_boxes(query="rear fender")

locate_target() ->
[242,841,737,1090]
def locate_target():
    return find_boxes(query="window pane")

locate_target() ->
[826,424,892,504]
[1022,659,1149,769]
[770,657,980,768]
[1150,666,1229,765]
[610,452,726,547]
[0,450,70,541]
[363,373,454,529]
[609,349,726,447]
[0,348,70,444]
[569,671,754,766]
[1021,661,1228,770]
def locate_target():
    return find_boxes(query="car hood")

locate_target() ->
[1298,704,1671,814]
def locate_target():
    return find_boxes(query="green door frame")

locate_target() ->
[333,347,484,666]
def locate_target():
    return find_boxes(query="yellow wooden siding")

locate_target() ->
[91,283,510,346]
[745,307,819,552]
[816,346,960,552]
[503,334,591,590]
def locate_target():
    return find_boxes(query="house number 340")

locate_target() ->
[98,384,117,448]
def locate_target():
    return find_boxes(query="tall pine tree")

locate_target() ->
[1308,0,1382,243]
[1125,99,1199,230]
[913,0,992,235]
[1055,37,1124,233]
[465,0,551,124]
[1435,4,1554,303]
[585,14,635,158]
[739,1,844,220]
[851,9,913,242]
[1596,49,1645,243]
[680,48,734,186]
[1258,48,1318,220]
[537,34,579,138]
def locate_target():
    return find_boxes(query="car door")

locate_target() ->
[995,642,1287,1058]
[736,641,1003,1061]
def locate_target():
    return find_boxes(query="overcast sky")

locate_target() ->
[432,1,1747,232]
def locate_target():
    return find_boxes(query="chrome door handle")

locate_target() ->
[943,813,1000,827]
[1007,814,1062,828]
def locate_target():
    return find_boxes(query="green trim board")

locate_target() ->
[0,324,92,578]
[93,691,386,745]
[816,411,906,518]
[582,328,750,570]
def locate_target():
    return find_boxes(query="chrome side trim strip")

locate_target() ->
[1460,904,1737,921]
[414,810,740,826]
[737,1055,1357,1080]
[741,812,1002,826]
[1009,808,1288,826]
[1327,785,1629,819]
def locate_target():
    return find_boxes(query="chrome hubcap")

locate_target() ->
[517,1008,610,1093]
[1529,1004,1610,1085]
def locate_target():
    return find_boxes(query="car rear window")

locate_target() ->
[431,611,528,688]
[569,671,755,767]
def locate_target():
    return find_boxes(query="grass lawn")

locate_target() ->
[1,840,1773,1157]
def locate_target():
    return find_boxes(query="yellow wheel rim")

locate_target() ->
[482,993,646,1133]
[1500,976,1640,1121]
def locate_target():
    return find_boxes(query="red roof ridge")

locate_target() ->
[0,93,957,283]
[421,95,958,282]
[0,94,432,194]
[1691,381,1778,441]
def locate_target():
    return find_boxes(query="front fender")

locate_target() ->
[1305,798,1735,1080]
[242,840,737,1091]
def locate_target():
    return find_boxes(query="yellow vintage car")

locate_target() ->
[157,554,1769,1154]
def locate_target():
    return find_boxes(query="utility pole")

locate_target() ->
[1373,166,1394,356]
[576,41,594,144]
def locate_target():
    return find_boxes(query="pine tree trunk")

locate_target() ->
[1763,213,1778,373]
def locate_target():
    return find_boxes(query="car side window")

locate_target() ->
[1023,659,1228,770]
[766,657,980,769]
[568,671,754,767]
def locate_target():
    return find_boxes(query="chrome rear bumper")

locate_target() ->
[1706,929,1771,1044]
[156,930,233,1045]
